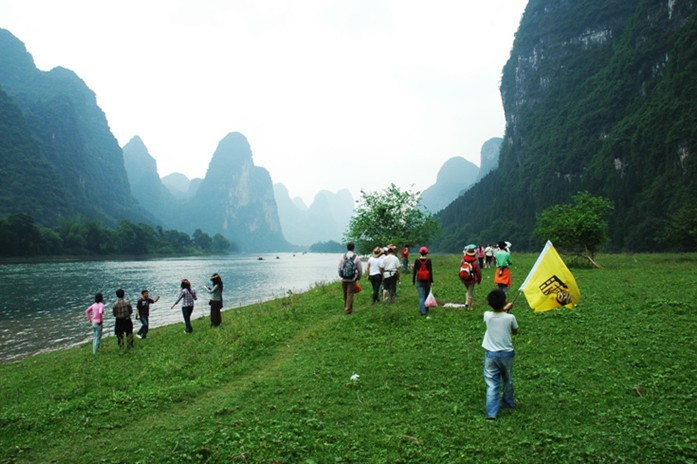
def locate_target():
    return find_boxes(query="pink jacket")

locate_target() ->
[86,302,105,324]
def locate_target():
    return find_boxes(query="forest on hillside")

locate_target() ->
[436,0,697,252]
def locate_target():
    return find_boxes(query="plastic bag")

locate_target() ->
[354,282,362,293]
[424,290,438,307]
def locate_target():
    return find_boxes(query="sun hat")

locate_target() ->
[465,247,476,257]
[372,247,383,257]
[419,246,429,255]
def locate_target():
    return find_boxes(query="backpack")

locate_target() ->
[416,259,431,281]
[340,253,357,279]
[459,259,476,282]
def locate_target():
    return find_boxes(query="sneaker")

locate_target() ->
[425,316,431,320]
[486,416,496,421]
[136,334,142,339]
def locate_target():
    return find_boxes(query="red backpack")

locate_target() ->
[416,258,431,281]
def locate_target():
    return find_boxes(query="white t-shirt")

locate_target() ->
[380,254,400,277]
[482,311,518,352]
[367,256,383,276]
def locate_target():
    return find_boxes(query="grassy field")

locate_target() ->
[0,253,695,463]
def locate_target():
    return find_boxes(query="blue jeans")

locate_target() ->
[92,322,103,354]
[484,350,515,418]
[182,306,194,333]
[416,281,430,316]
[137,314,149,338]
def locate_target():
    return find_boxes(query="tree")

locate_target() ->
[535,191,614,267]
[309,240,344,253]
[661,205,697,251]
[115,220,155,255]
[344,184,440,254]
[192,229,212,251]
[211,234,232,253]
[0,214,44,256]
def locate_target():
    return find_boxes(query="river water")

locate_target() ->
[0,253,340,363]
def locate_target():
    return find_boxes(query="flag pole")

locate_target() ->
[510,290,523,305]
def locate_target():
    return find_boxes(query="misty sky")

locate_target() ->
[1,0,527,205]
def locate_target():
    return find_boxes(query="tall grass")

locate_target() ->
[0,253,695,463]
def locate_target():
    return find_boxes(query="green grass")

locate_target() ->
[1,253,695,463]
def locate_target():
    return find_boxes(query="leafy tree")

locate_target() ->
[0,214,43,256]
[115,220,155,255]
[192,229,213,251]
[211,234,232,253]
[83,220,114,255]
[344,184,440,254]
[661,205,697,251]
[535,191,614,267]
[57,218,87,255]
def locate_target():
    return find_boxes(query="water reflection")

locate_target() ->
[0,253,339,363]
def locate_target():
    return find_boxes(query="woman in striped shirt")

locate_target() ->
[171,279,197,333]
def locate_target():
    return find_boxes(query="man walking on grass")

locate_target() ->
[338,242,362,315]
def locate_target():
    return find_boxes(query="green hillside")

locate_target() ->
[1,253,694,463]
[437,0,697,252]
[0,28,147,226]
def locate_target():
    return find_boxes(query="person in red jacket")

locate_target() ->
[401,245,410,272]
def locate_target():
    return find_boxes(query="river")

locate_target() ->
[0,253,340,363]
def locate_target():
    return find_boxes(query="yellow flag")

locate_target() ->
[518,241,581,312]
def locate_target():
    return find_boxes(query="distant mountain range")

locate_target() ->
[419,137,502,213]
[273,184,354,247]
[161,173,202,199]
[0,28,352,252]
[6,0,691,255]
[123,133,290,251]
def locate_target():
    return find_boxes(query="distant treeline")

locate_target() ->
[0,214,234,258]
[309,240,344,253]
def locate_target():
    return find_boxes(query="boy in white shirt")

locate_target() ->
[482,289,518,420]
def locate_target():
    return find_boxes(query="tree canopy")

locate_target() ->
[535,191,614,267]
[344,184,439,255]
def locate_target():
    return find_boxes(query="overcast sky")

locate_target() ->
[1,0,527,205]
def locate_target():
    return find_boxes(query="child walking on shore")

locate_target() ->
[482,289,517,420]
[136,290,160,339]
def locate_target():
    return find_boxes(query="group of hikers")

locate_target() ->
[338,241,513,316]
[338,240,517,419]
[84,273,224,355]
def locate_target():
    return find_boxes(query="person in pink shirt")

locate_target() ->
[85,293,105,355]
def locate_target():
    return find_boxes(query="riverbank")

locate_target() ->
[1,253,694,463]
[0,253,340,363]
